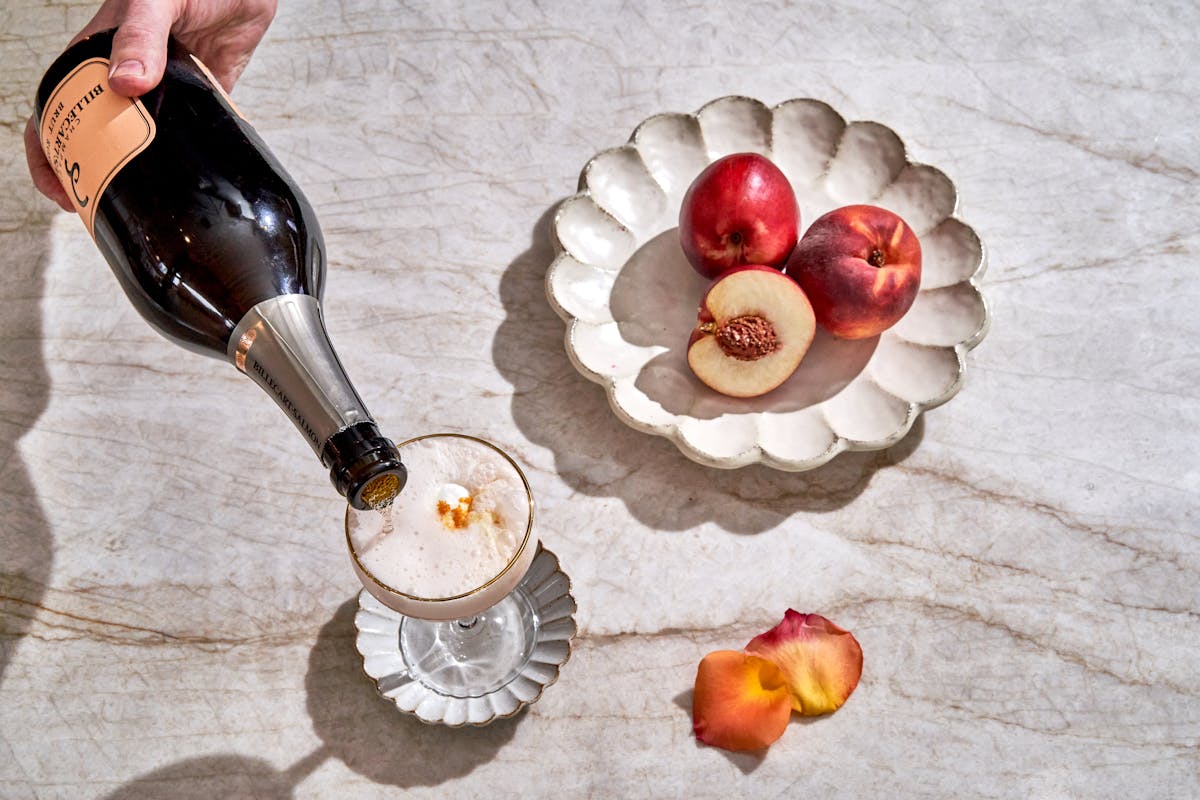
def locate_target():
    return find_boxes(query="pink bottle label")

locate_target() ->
[39,58,156,236]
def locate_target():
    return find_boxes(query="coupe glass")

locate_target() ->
[345,433,539,699]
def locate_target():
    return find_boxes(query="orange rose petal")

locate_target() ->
[745,610,863,716]
[692,650,792,751]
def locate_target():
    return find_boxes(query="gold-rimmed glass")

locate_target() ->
[345,433,540,699]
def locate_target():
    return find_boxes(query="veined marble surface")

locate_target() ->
[2,1,1197,797]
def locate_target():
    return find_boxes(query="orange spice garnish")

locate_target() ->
[437,495,473,529]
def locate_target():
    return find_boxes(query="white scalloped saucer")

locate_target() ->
[546,95,990,469]
[354,545,576,727]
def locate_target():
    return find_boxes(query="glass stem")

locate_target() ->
[456,616,480,630]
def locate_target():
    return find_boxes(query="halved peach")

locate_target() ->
[686,265,816,398]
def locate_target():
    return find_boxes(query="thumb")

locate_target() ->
[106,0,182,97]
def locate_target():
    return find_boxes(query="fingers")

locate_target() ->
[105,0,183,96]
[181,0,278,91]
[24,117,74,212]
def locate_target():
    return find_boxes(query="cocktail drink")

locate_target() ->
[346,433,539,699]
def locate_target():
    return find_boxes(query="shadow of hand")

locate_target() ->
[0,193,55,688]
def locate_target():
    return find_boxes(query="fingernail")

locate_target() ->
[108,59,145,81]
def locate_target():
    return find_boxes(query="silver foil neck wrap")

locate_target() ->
[228,294,371,454]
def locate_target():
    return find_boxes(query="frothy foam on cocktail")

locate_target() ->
[348,437,528,599]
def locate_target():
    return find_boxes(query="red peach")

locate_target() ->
[785,205,921,340]
[679,153,799,279]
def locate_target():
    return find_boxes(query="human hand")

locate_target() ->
[26,0,278,211]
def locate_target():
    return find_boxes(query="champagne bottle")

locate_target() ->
[35,29,406,510]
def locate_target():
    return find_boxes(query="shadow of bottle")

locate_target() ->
[99,753,300,800]
[99,597,525,798]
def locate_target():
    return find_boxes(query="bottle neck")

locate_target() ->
[230,294,405,508]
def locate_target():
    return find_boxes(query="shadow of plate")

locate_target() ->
[492,204,923,535]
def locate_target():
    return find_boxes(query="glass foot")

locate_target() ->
[398,586,538,698]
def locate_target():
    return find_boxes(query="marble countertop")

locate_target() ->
[2,1,1197,797]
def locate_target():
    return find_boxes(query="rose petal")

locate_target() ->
[745,610,863,716]
[692,650,792,751]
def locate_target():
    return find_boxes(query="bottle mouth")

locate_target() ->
[358,471,404,509]
[323,422,407,510]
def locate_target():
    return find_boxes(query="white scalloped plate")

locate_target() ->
[546,95,990,469]
[354,545,576,727]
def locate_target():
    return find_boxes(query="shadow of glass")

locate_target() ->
[0,203,55,688]
[493,204,923,535]
[304,598,521,788]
